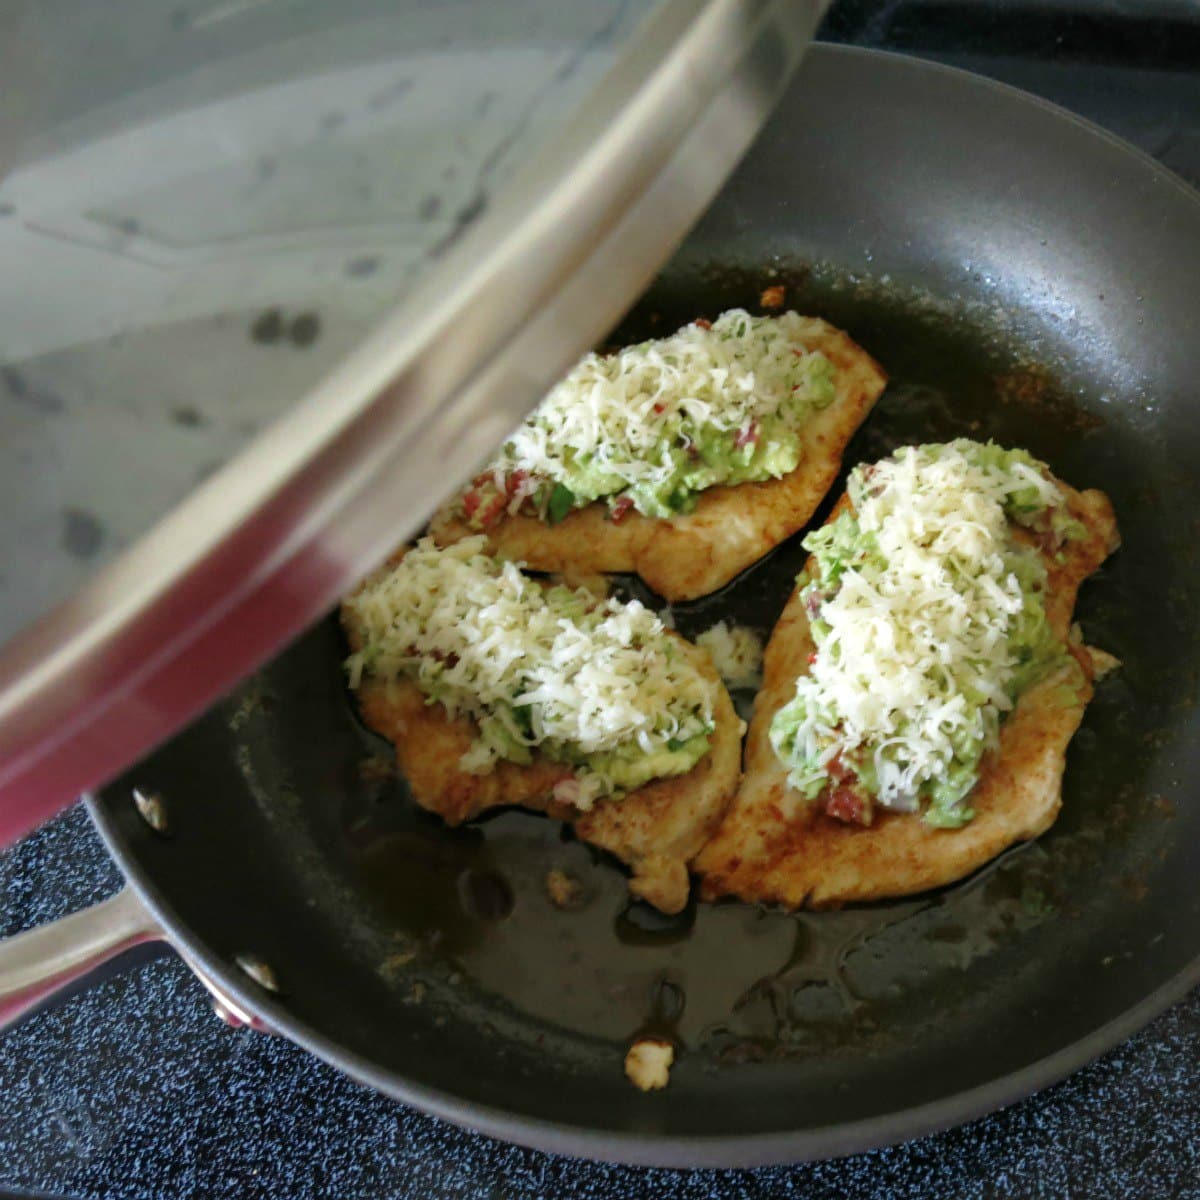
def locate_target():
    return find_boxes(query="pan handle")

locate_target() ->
[0,886,165,1031]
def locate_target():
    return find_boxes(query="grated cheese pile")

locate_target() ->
[770,440,1074,827]
[696,621,764,690]
[479,309,836,521]
[344,537,716,808]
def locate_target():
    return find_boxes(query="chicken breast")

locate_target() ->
[693,481,1119,909]
[350,635,741,914]
[431,318,887,602]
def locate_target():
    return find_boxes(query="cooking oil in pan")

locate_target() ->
[247,271,1180,1069]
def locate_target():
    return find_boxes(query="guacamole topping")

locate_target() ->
[769,440,1087,829]
[461,309,837,526]
[345,537,716,808]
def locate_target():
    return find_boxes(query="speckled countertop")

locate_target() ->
[5,3,1200,1197]
[4,809,1200,1198]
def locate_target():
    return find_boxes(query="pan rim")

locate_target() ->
[89,41,1200,1169]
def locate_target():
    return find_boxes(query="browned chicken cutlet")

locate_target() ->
[693,479,1120,909]
[431,318,887,602]
[343,609,741,915]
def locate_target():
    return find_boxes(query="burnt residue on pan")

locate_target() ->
[218,261,1194,1084]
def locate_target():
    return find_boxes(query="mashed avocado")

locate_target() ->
[545,362,831,520]
[769,440,1086,829]
[472,309,838,526]
[455,588,715,794]
[345,539,716,808]
[565,732,713,795]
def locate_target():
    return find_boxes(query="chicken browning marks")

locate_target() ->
[350,637,741,914]
[430,318,888,602]
[693,483,1120,909]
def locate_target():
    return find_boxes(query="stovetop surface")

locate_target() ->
[4,3,1200,1197]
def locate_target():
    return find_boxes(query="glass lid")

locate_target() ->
[0,0,826,843]
[1,0,662,642]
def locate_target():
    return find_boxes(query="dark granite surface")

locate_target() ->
[5,3,1200,1197]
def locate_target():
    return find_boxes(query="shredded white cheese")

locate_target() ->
[782,443,1064,807]
[624,1039,674,1091]
[344,537,716,807]
[696,621,764,690]
[487,309,833,510]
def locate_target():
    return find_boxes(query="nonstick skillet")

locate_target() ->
[3,46,1200,1167]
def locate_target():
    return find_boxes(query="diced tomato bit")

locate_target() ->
[462,490,482,519]
[807,652,818,666]
[505,469,528,496]
[734,422,760,449]
[760,284,786,309]
[694,317,712,330]
[652,402,665,414]
[822,755,872,826]
[826,754,855,784]
[825,785,871,826]
[610,496,635,524]
[477,491,507,529]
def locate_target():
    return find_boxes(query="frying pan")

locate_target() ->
[3,45,1199,1168]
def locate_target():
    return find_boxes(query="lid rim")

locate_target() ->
[0,0,826,845]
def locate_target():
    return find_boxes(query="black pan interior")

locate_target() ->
[92,47,1200,1165]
